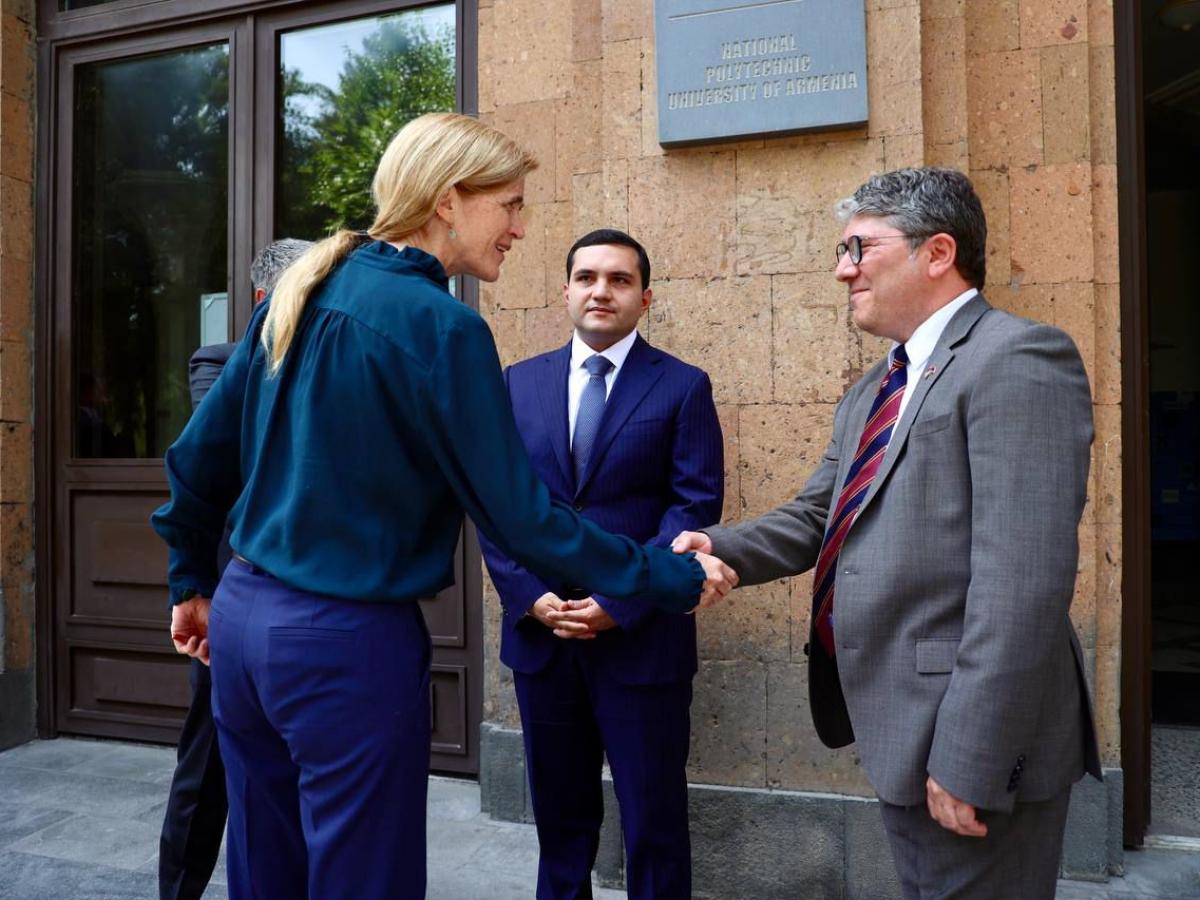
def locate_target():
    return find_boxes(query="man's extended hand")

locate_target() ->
[926,776,988,838]
[529,592,593,638]
[694,551,738,608]
[544,597,616,639]
[671,530,713,555]
[171,596,212,666]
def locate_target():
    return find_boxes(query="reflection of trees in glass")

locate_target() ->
[279,18,455,239]
[73,46,228,457]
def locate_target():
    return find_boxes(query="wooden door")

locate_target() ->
[50,25,245,743]
[41,0,483,773]
[421,535,484,774]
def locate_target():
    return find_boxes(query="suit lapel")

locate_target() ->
[536,343,573,487]
[857,294,991,517]
[575,336,664,498]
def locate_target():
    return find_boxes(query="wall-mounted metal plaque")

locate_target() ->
[654,0,868,147]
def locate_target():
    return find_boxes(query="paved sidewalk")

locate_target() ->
[0,738,1197,898]
[0,737,621,899]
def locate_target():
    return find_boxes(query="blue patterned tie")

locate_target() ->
[573,354,614,484]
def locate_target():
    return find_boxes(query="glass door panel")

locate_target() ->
[276,4,455,240]
[267,3,476,773]
[71,43,230,459]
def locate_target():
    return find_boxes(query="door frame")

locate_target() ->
[34,0,483,765]
[36,17,250,744]
[41,19,249,742]
[1114,0,1152,849]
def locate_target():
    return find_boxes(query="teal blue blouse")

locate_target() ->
[151,243,704,610]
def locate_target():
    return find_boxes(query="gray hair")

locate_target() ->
[835,167,987,288]
[250,238,313,294]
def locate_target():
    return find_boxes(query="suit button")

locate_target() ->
[574,503,583,512]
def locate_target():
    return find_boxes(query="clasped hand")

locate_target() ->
[531,594,615,639]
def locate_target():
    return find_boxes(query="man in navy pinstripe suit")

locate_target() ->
[479,229,724,899]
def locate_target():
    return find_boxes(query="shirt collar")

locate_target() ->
[354,240,451,290]
[897,288,979,370]
[570,329,639,373]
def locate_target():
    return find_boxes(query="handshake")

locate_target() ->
[674,530,738,610]
[530,531,738,638]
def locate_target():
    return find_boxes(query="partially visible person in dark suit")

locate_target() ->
[187,240,314,406]
[479,229,723,899]
[158,237,310,900]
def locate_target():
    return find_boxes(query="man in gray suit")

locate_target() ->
[674,167,1101,898]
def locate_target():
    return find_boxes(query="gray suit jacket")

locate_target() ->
[706,294,1102,813]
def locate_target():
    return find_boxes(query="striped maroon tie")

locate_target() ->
[812,345,909,656]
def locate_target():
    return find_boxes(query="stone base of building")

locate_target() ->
[480,723,1124,897]
[0,667,36,752]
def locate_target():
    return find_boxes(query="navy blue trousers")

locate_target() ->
[209,560,432,900]
[515,649,692,900]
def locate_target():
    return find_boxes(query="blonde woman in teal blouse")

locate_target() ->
[151,113,736,899]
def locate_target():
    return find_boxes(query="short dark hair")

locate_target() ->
[837,167,988,288]
[565,229,651,290]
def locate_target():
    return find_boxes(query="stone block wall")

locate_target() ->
[0,0,36,749]
[477,0,1122,795]
[952,0,1123,767]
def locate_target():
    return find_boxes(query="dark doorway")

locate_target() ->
[1142,1,1200,840]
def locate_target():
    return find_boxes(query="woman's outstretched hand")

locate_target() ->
[692,550,738,610]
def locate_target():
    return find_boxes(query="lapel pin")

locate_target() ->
[923,365,937,380]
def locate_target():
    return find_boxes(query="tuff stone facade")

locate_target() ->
[0,0,1126,880]
[476,0,1123,876]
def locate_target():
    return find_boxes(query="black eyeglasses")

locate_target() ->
[835,233,916,265]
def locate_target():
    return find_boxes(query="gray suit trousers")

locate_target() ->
[880,788,1071,900]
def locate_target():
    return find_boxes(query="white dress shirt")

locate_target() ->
[567,329,638,449]
[895,288,978,423]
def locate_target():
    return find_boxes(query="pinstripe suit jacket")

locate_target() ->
[706,294,1102,812]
